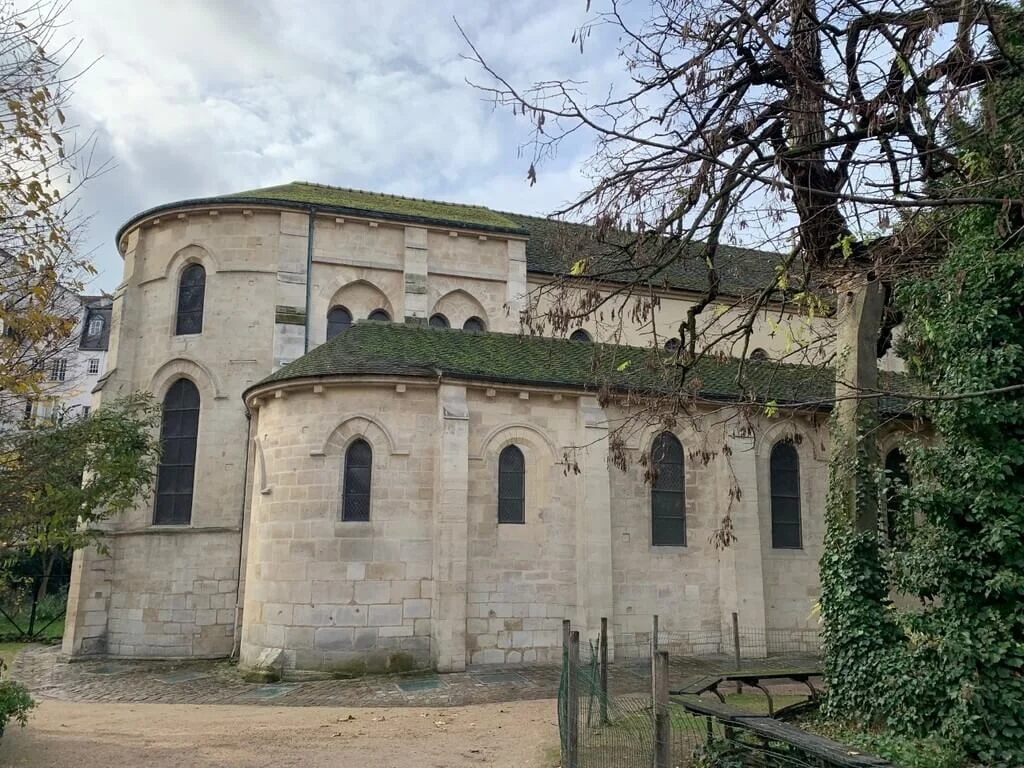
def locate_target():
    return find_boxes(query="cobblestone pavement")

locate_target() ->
[10,645,818,709]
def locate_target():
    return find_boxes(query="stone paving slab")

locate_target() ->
[9,645,819,709]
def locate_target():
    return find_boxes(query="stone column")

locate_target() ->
[717,427,768,656]
[62,543,113,656]
[404,227,429,322]
[575,397,615,657]
[431,384,470,671]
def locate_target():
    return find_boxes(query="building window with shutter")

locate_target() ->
[770,441,802,548]
[154,378,200,525]
[175,264,206,335]
[498,445,525,524]
[651,432,686,546]
[342,439,372,521]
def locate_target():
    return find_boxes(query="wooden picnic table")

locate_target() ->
[672,668,823,716]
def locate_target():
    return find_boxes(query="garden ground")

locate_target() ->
[1,698,559,768]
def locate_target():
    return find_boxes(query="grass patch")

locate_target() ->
[808,719,969,768]
[0,611,64,641]
[0,643,22,670]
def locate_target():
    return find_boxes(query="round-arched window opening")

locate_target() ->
[429,313,450,329]
[368,309,391,322]
[327,306,353,339]
[569,329,592,342]
[750,348,769,362]
[463,316,486,333]
[664,338,681,352]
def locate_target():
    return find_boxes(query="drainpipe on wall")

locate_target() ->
[304,206,317,354]
[231,407,253,661]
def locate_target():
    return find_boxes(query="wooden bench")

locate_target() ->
[674,695,891,767]
[674,668,822,716]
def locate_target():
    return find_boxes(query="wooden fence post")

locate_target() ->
[565,630,581,768]
[654,649,671,768]
[600,616,609,725]
[563,618,571,660]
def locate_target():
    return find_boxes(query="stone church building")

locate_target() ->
[61,182,907,674]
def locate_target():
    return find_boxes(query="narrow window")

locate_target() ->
[88,315,104,338]
[88,358,100,374]
[23,399,32,421]
[81,405,91,418]
[651,432,685,546]
[154,378,200,525]
[569,329,592,342]
[327,306,352,339]
[770,441,802,548]
[175,264,206,335]
[498,445,525,524]
[49,358,67,381]
[429,313,450,329]
[343,439,372,521]
[368,309,391,322]
[463,316,485,333]
[884,448,910,544]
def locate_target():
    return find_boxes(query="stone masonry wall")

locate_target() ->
[465,390,581,664]
[240,385,438,672]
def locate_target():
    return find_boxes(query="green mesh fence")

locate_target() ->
[557,626,889,768]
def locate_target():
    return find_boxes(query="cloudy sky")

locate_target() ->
[62,0,623,292]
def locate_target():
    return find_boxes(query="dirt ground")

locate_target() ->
[0,698,559,768]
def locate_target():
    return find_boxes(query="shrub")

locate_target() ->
[0,660,34,739]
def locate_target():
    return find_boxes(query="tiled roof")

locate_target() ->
[503,212,797,297]
[249,322,909,414]
[119,182,796,298]
[223,182,525,233]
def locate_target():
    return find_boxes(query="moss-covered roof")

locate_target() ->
[249,321,909,414]
[502,211,798,297]
[222,182,526,232]
[119,182,800,298]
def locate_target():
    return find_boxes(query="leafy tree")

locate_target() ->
[0,394,162,637]
[0,0,106,424]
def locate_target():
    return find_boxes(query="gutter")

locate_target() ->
[231,407,253,660]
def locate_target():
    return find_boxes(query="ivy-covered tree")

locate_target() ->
[0,394,161,637]
[820,19,1024,763]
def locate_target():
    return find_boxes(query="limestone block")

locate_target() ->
[369,604,403,627]
[403,598,430,619]
[354,581,390,605]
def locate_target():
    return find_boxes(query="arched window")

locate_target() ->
[463,316,486,333]
[569,329,592,342]
[651,432,685,546]
[342,439,372,521]
[368,308,391,322]
[498,445,525,524]
[429,313,450,329]
[664,338,680,353]
[175,264,206,335]
[327,306,352,339]
[770,441,802,548]
[884,448,910,544]
[750,348,769,362]
[154,378,200,525]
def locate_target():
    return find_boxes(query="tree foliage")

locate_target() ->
[0,0,104,420]
[0,394,162,599]
[819,28,1024,763]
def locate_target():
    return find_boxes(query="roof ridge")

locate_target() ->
[289,181,497,212]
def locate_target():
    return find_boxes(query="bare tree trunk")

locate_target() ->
[36,552,55,604]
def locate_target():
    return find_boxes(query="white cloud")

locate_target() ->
[55,0,621,291]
